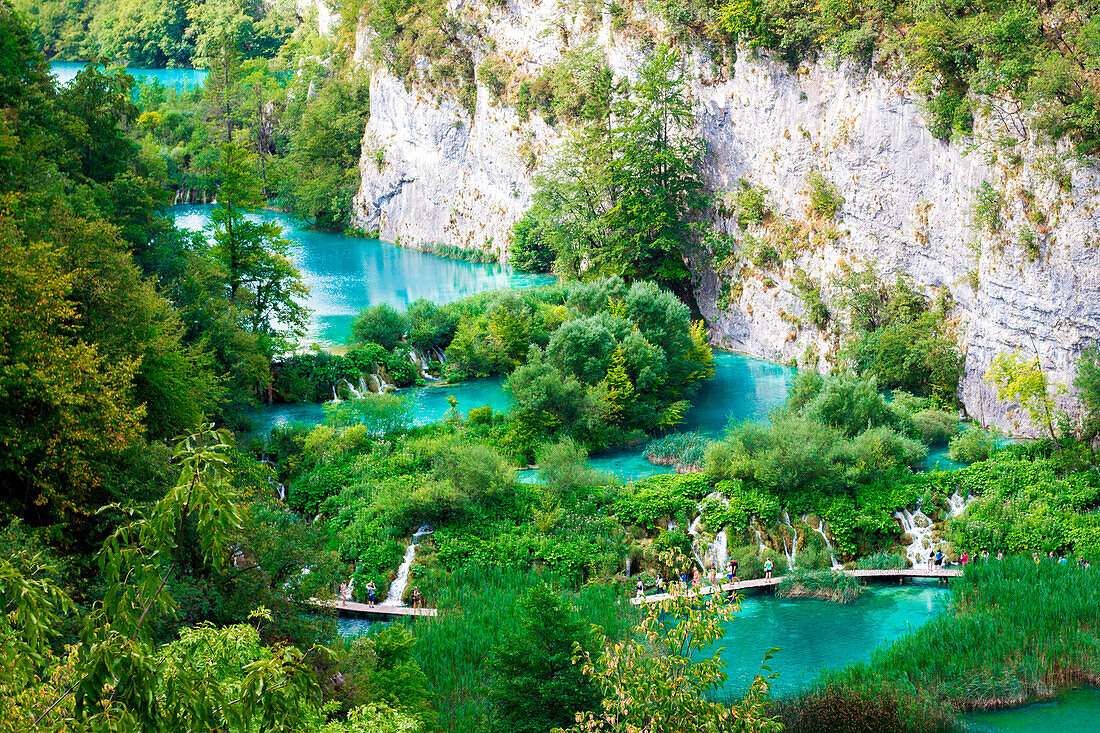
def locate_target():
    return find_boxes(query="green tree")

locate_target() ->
[489,583,600,733]
[1074,343,1100,444]
[985,350,1066,441]
[210,143,309,354]
[604,343,635,425]
[351,303,409,350]
[604,43,705,291]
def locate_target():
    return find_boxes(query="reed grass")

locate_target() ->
[826,556,1100,712]
[411,564,633,733]
[777,569,864,603]
[644,432,712,470]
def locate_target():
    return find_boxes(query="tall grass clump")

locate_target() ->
[777,569,863,603]
[826,557,1100,711]
[773,679,961,732]
[855,550,909,570]
[412,564,631,733]
[644,432,712,471]
[948,424,1000,463]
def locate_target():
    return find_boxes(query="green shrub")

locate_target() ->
[807,170,843,219]
[910,409,960,444]
[351,304,408,350]
[733,178,769,228]
[855,550,909,570]
[971,180,1004,232]
[948,425,999,463]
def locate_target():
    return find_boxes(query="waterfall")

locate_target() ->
[686,515,708,569]
[408,348,440,382]
[625,555,632,577]
[338,378,363,399]
[947,491,971,518]
[713,529,729,572]
[330,385,339,402]
[893,507,936,568]
[753,523,768,554]
[359,375,370,395]
[811,519,842,569]
[780,511,799,568]
[381,525,432,606]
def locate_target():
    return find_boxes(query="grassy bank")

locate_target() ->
[825,557,1100,715]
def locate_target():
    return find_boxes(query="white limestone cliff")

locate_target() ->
[350,0,1100,435]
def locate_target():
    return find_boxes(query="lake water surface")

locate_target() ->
[50,61,207,90]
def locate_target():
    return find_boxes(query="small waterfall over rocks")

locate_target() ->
[779,511,799,568]
[894,492,973,567]
[382,525,432,606]
[811,518,842,569]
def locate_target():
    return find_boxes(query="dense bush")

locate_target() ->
[948,424,999,463]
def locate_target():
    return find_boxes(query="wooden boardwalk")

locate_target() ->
[309,598,438,617]
[630,567,961,605]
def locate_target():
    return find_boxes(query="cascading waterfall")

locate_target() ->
[947,491,970,518]
[712,529,729,573]
[337,379,364,399]
[811,519,842,569]
[753,523,769,554]
[686,515,707,569]
[780,511,799,568]
[893,507,936,567]
[382,525,432,606]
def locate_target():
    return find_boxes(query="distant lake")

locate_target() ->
[50,61,207,91]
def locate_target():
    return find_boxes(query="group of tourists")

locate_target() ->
[924,548,1092,570]
[634,556,778,599]
[1032,550,1091,568]
[338,580,426,608]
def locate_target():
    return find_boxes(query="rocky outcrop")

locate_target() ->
[351,0,1100,435]
[351,74,555,260]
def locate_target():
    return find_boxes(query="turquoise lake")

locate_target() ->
[50,61,208,90]
[174,205,553,347]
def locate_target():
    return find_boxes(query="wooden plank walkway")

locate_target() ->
[630,567,961,605]
[309,598,438,617]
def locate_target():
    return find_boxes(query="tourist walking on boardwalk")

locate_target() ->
[997,550,1004,560]
[366,580,377,607]
[1033,551,1041,563]
[730,559,739,583]
[637,577,645,598]
[927,550,935,570]
[935,549,944,567]
[339,582,349,606]
[764,558,773,580]
[692,568,701,589]
[726,560,734,582]
[960,551,968,566]
[411,586,422,608]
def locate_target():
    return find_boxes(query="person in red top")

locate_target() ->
[960,551,969,565]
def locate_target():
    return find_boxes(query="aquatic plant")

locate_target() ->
[413,564,631,733]
[777,569,863,603]
[827,557,1100,711]
[855,551,909,570]
[644,431,712,470]
[773,679,961,733]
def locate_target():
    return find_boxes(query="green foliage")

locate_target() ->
[949,453,1100,554]
[413,565,630,733]
[971,180,1005,232]
[644,432,713,471]
[854,550,909,570]
[407,298,459,351]
[516,44,704,292]
[777,568,863,602]
[985,350,1066,439]
[488,583,600,733]
[351,303,409,351]
[613,474,709,529]
[948,424,999,463]
[834,263,962,401]
[830,557,1100,711]
[806,170,844,219]
[773,679,959,733]
[733,178,770,228]
[565,552,782,733]
[1074,343,1100,443]
[325,394,414,434]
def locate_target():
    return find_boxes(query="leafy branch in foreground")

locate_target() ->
[566,551,782,733]
[3,426,325,733]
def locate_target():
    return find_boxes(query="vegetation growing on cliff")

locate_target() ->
[512,44,706,296]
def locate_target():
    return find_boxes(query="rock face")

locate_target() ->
[351,1,1100,434]
[351,74,555,261]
